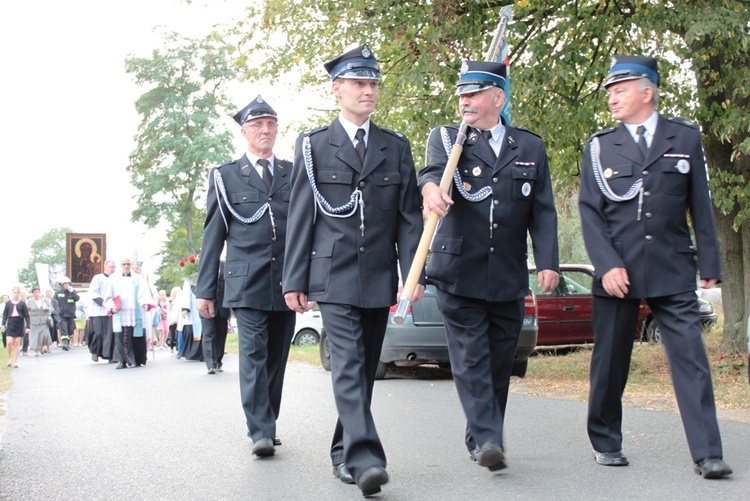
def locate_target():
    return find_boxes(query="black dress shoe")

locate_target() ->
[252,437,275,457]
[116,362,127,370]
[694,458,732,479]
[357,465,388,497]
[333,463,355,484]
[475,442,506,471]
[273,436,282,446]
[593,449,629,466]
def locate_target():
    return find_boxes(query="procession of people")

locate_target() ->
[2,40,734,499]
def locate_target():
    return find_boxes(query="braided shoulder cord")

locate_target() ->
[213,169,277,241]
[440,127,493,202]
[440,127,496,238]
[303,136,367,236]
[589,137,642,202]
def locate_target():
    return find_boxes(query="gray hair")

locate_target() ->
[638,78,659,108]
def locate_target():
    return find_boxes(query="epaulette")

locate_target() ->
[381,128,407,142]
[301,125,328,137]
[589,127,616,141]
[512,125,542,140]
[667,117,700,130]
[214,160,234,172]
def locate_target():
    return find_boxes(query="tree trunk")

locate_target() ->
[742,217,750,354]
[715,206,747,354]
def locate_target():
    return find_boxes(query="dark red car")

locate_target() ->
[529,264,716,345]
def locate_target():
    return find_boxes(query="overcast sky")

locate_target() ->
[0,0,320,292]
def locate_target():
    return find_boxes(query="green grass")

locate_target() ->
[520,327,749,414]
[225,332,322,366]
[0,342,10,415]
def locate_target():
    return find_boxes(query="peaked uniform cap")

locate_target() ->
[233,95,278,125]
[324,44,381,81]
[455,60,507,96]
[604,55,660,88]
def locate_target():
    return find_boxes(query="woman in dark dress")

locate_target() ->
[2,287,30,368]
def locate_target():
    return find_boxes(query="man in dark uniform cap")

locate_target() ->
[579,54,732,478]
[196,95,295,458]
[420,60,559,472]
[283,44,424,497]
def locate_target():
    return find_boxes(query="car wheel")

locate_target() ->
[319,331,331,371]
[294,328,320,346]
[511,359,528,378]
[374,361,388,380]
[646,320,663,344]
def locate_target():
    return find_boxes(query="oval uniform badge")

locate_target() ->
[676,159,690,174]
[521,182,531,197]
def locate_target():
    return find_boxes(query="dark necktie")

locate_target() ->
[355,128,366,163]
[481,130,496,157]
[636,125,649,159]
[258,158,272,188]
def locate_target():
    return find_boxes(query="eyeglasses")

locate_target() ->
[243,121,279,131]
[121,263,131,266]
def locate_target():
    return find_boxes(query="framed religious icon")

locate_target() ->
[66,233,106,287]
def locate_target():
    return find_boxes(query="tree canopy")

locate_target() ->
[125,30,243,246]
[235,0,749,351]
[126,30,246,289]
[16,227,73,290]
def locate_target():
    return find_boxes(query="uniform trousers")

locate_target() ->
[318,303,389,483]
[235,307,295,442]
[588,291,723,462]
[202,315,229,371]
[59,317,76,340]
[436,290,524,452]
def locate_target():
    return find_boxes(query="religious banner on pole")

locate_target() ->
[66,233,106,287]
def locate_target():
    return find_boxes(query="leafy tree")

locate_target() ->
[238,0,749,353]
[154,222,206,292]
[126,30,246,287]
[17,228,73,290]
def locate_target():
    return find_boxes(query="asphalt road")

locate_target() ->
[0,346,747,500]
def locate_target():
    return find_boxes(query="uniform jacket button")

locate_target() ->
[359,181,366,187]
[645,235,653,241]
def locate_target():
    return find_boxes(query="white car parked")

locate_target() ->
[229,307,323,346]
[292,306,324,346]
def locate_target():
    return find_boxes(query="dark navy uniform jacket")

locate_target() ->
[282,118,423,308]
[579,115,721,298]
[419,124,559,302]
[196,154,291,311]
